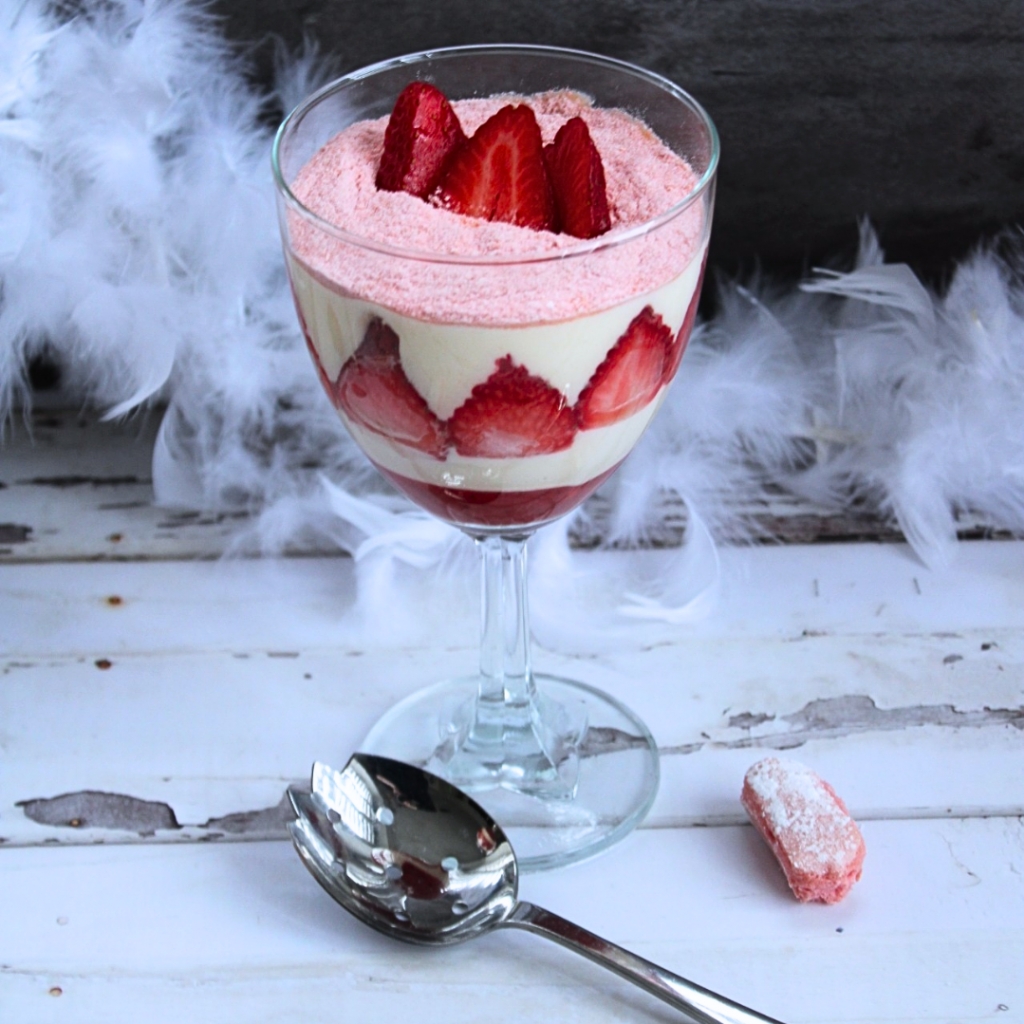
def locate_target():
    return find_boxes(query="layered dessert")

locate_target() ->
[285,85,709,529]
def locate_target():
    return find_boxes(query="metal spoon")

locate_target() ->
[287,754,785,1024]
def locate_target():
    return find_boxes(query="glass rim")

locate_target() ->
[271,43,720,267]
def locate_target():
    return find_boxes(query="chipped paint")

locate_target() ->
[578,726,647,756]
[14,790,295,842]
[17,791,181,835]
[21,475,145,488]
[728,711,775,730]
[6,691,1023,847]
[0,524,32,544]
[201,794,292,835]
[664,694,1024,755]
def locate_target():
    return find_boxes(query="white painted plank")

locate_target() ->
[0,410,256,563]
[3,543,1022,845]
[5,412,1022,1024]
[5,540,1024,660]
[2,618,1020,845]
[1,818,1022,1023]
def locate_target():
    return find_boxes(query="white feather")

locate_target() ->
[5,0,1024,641]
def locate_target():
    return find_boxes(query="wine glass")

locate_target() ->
[273,44,718,870]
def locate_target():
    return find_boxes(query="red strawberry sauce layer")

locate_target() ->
[374,464,622,530]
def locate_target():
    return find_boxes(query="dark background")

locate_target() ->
[213,0,1024,289]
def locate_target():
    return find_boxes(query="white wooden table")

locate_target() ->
[3,409,1023,1023]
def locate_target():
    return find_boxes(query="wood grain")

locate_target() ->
[4,542,1022,846]
[3,391,1024,1022]
[2,820,1022,1022]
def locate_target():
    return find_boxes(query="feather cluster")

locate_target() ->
[1,0,363,523]
[584,219,1024,573]
[3,0,1024,638]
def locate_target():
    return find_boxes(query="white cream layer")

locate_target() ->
[287,242,705,492]
[288,244,705,416]
[342,391,665,491]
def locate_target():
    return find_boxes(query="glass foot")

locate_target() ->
[360,675,659,872]
[430,682,586,800]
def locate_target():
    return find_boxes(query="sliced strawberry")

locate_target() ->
[334,318,449,458]
[436,104,556,231]
[575,307,672,430]
[662,253,708,384]
[353,315,400,359]
[543,116,611,239]
[376,82,467,199]
[449,356,576,457]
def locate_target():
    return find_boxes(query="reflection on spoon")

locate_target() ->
[288,755,787,1024]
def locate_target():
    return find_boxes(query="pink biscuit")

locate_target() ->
[741,757,865,904]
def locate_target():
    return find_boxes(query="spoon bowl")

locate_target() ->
[289,756,516,945]
[288,755,787,1024]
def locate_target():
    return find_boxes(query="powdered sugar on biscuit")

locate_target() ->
[742,757,866,903]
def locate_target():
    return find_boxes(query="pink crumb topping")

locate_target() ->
[287,91,706,326]
[741,757,866,904]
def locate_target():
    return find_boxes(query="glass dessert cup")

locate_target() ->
[273,45,718,870]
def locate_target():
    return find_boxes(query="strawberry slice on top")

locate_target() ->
[334,318,449,459]
[436,104,556,232]
[543,115,611,239]
[376,81,467,199]
[449,356,576,458]
[575,307,672,430]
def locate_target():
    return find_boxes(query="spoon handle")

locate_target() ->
[506,902,787,1024]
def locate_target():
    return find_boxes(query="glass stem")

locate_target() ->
[477,534,537,730]
[428,531,582,797]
